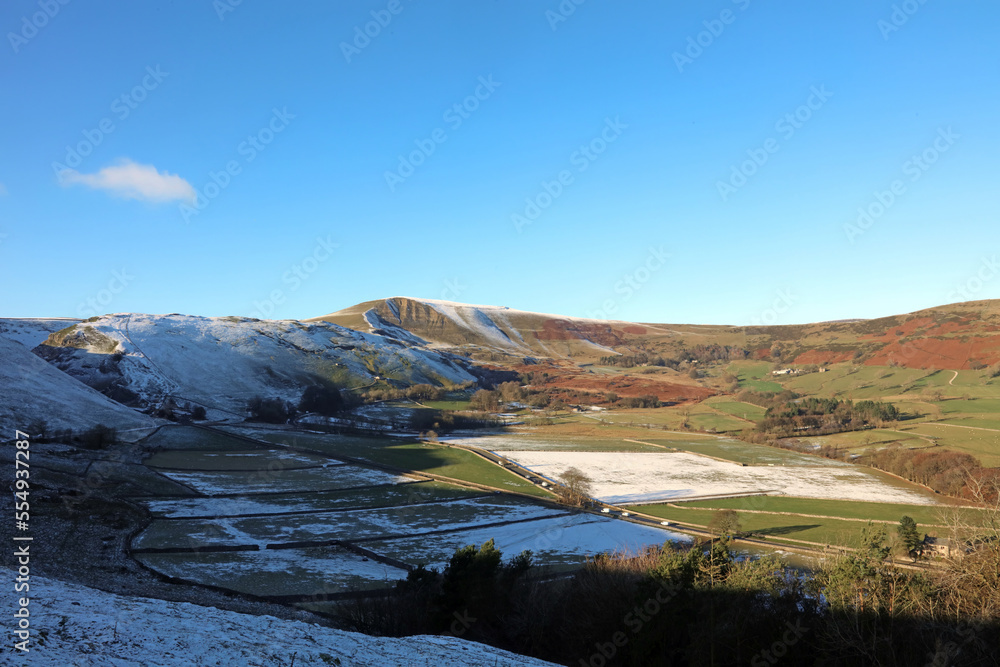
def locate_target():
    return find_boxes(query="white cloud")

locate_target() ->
[61,159,195,203]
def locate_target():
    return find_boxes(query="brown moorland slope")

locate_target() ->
[311,298,1000,371]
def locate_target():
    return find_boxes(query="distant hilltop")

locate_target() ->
[311,297,1000,371]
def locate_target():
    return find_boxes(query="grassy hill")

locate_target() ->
[315,297,1000,372]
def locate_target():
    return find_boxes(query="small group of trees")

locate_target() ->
[152,398,208,422]
[599,344,752,370]
[342,539,533,642]
[735,388,800,410]
[298,384,346,416]
[77,423,118,449]
[599,352,670,368]
[471,384,659,414]
[405,407,502,434]
[246,396,297,423]
[470,384,559,412]
[756,397,899,437]
[22,420,118,448]
[364,383,460,403]
[247,384,354,423]
[865,443,996,498]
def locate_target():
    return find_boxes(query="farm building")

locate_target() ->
[923,536,952,558]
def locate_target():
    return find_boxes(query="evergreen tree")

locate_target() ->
[897,515,925,561]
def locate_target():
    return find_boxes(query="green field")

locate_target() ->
[673,496,975,526]
[779,364,998,401]
[250,430,553,497]
[145,448,332,471]
[896,423,1000,466]
[934,398,1000,415]
[630,503,874,548]
[727,361,783,392]
[801,428,927,453]
[143,425,252,451]
[642,437,830,466]
[784,366,935,399]
[594,405,750,433]
[420,399,473,411]
[704,398,768,422]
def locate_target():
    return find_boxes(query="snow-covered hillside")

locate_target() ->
[314,296,630,358]
[0,317,80,349]
[33,314,477,416]
[0,335,155,436]
[5,570,556,666]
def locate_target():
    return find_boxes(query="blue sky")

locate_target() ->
[2,1,998,324]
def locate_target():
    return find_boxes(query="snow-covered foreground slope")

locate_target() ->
[8,570,556,666]
[34,314,477,416]
[0,335,155,435]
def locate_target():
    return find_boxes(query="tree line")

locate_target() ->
[756,397,899,437]
[599,344,752,369]
[469,381,662,412]
[865,444,1000,501]
[338,514,1000,666]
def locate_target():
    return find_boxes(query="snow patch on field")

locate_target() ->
[8,570,555,666]
[502,451,939,505]
[138,546,407,595]
[443,434,595,451]
[159,465,406,496]
[135,497,569,550]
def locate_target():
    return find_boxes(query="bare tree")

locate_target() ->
[558,467,593,506]
[936,473,1000,618]
[707,509,742,537]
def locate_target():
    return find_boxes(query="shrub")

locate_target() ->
[299,384,345,416]
[78,423,117,449]
[247,396,296,423]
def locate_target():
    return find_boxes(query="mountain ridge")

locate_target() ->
[312,297,1000,370]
